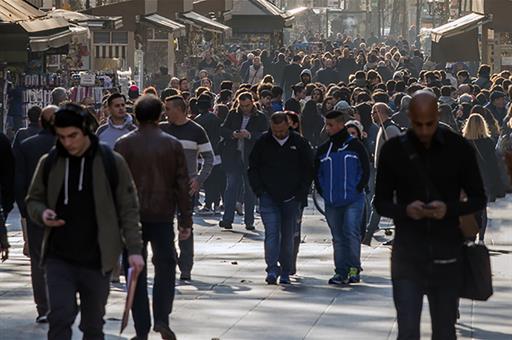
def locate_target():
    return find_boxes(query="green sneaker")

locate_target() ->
[347,267,360,284]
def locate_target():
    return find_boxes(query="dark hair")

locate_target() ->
[238,92,254,102]
[107,93,126,107]
[160,88,179,102]
[478,64,491,77]
[143,87,158,96]
[271,85,284,98]
[270,111,288,124]
[165,95,187,112]
[372,91,389,104]
[221,80,233,91]
[27,105,42,123]
[441,86,453,97]
[134,95,163,123]
[54,103,93,135]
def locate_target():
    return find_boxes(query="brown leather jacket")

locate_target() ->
[114,124,192,228]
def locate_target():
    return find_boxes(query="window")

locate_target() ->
[94,32,110,44]
[112,32,128,44]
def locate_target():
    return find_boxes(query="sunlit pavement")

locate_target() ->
[1,198,511,340]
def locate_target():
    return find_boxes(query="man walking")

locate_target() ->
[315,110,370,285]
[374,91,486,340]
[219,92,268,230]
[115,95,192,340]
[97,93,136,149]
[363,102,403,245]
[248,112,313,284]
[161,95,214,281]
[26,103,144,340]
[14,105,57,323]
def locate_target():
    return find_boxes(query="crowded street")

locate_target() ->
[2,0,512,339]
[2,199,511,339]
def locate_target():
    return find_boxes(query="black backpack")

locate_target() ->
[43,144,118,199]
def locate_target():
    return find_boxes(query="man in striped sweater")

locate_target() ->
[161,95,214,281]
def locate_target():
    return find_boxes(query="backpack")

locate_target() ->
[43,144,118,200]
[317,136,363,207]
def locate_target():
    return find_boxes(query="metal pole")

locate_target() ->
[416,0,421,37]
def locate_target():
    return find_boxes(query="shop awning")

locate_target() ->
[181,11,232,35]
[431,13,486,43]
[142,14,186,36]
[286,7,308,17]
[18,17,69,33]
[48,9,123,30]
[28,29,72,52]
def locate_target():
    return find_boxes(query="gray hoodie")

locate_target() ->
[96,114,136,149]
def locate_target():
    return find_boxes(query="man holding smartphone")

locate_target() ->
[374,91,486,340]
[26,104,144,340]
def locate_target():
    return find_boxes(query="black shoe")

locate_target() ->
[154,324,177,340]
[35,315,48,324]
[180,273,191,281]
[279,275,291,284]
[265,273,277,285]
[245,224,255,231]
[219,221,232,230]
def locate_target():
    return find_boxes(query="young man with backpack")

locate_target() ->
[315,110,370,285]
[25,104,144,340]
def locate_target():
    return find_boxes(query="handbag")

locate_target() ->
[459,241,493,301]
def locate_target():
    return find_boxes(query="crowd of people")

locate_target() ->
[1,33,512,340]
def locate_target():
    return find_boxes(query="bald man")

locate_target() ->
[373,91,486,340]
[14,105,58,323]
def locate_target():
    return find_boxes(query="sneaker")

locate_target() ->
[347,267,360,284]
[197,207,214,216]
[328,274,344,285]
[279,275,291,284]
[265,273,277,285]
[245,224,255,231]
[219,221,233,230]
[153,323,177,340]
[35,315,48,324]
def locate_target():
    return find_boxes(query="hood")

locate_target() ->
[56,134,99,206]
[301,69,312,78]
[108,113,133,130]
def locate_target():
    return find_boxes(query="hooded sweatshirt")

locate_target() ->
[96,114,136,149]
[47,137,100,268]
[300,69,312,86]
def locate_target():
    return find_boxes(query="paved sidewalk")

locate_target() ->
[1,197,511,340]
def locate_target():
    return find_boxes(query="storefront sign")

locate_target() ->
[80,73,96,86]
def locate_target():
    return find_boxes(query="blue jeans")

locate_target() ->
[259,193,300,276]
[222,165,255,225]
[324,195,365,277]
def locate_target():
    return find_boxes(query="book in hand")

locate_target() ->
[120,267,140,334]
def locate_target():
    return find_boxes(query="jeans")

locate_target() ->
[178,230,194,276]
[260,193,300,276]
[393,279,459,340]
[204,164,226,208]
[45,258,110,340]
[124,222,177,338]
[27,220,48,317]
[324,195,365,277]
[290,206,304,275]
[222,165,255,226]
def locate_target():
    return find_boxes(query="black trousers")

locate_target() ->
[46,258,110,340]
[124,222,176,338]
[393,278,459,340]
[178,230,194,276]
[26,220,48,317]
[203,164,226,208]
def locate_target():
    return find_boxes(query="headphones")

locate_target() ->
[55,103,93,135]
